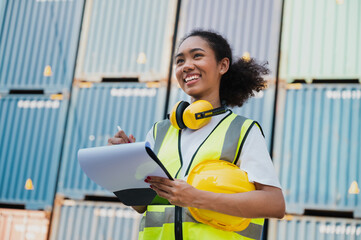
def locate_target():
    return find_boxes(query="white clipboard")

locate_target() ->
[78,142,172,205]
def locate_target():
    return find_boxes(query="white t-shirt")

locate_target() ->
[145,111,281,189]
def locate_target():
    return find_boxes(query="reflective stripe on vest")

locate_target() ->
[140,206,264,240]
[140,112,264,240]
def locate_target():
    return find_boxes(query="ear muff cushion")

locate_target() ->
[175,101,190,129]
[170,101,190,130]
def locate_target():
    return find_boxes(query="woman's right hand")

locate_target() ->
[107,129,136,145]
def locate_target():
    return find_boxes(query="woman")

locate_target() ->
[108,30,285,240]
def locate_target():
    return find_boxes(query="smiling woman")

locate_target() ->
[175,37,227,105]
[108,30,285,240]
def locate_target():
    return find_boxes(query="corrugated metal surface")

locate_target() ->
[0,208,49,240]
[177,0,283,79]
[49,200,141,240]
[75,0,177,82]
[0,0,84,91]
[280,0,361,82]
[57,82,166,199]
[0,93,69,210]
[0,0,6,32]
[273,84,361,216]
[231,84,276,150]
[268,215,361,240]
[167,84,276,149]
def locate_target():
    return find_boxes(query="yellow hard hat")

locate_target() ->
[187,160,256,232]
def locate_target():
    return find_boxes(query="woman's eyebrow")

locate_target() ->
[175,48,205,59]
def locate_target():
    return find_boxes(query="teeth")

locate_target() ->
[184,75,199,83]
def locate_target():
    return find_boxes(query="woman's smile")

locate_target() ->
[184,73,201,85]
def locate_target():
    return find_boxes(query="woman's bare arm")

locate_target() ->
[147,177,285,219]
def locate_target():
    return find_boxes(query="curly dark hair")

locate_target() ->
[180,30,269,107]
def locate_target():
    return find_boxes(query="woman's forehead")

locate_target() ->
[177,36,211,53]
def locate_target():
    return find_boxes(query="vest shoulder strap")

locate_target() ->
[233,116,265,166]
[153,119,172,155]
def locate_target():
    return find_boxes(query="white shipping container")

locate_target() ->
[268,215,361,240]
[49,199,142,240]
[0,208,49,240]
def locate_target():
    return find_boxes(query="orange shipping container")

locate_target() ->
[0,209,49,240]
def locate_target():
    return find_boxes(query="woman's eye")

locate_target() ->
[194,53,203,58]
[176,59,184,64]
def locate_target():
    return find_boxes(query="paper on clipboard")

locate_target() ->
[78,142,172,205]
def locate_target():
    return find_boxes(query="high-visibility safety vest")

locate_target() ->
[138,111,265,240]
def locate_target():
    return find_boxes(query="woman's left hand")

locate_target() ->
[146,176,199,207]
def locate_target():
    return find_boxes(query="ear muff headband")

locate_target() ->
[195,105,228,119]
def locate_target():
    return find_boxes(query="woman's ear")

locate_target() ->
[219,57,230,75]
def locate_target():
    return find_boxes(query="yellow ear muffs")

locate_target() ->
[169,101,190,130]
[182,100,213,130]
[170,100,227,130]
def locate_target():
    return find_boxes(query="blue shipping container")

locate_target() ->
[56,82,166,199]
[273,84,361,216]
[268,215,361,240]
[0,0,84,91]
[75,0,177,82]
[0,93,69,210]
[49,199,141,240]
[167,84,276,150]
[177,0,283,79]
[279,0,361,82]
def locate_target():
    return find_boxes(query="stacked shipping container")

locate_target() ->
[0,0,85,211]
[271,0,361,238]
[0,0,85,91]
[1,0,361,239]
[279,0,361,83]
[0,93,68,210]
[74,0,177,82]
[273,84,361,216]
[52,0,177,237]
[0,0,85,236]
[56,82,166,199]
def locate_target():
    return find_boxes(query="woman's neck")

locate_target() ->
[191,96,221,108]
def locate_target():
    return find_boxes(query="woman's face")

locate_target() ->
[174,36,228,103]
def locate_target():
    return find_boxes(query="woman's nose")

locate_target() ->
[182,60,194,72]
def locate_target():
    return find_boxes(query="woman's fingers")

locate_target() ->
[147,176,173,187]
[149,184,171,199]
[107,137,126,145]
[146,177,198,207]
[129,134,136,143]
[107,129,135,145]
[115,129,131,143]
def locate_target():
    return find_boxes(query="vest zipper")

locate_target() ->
[175,132,183,239]
[174,206,183,240]
[175,130,183,178]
